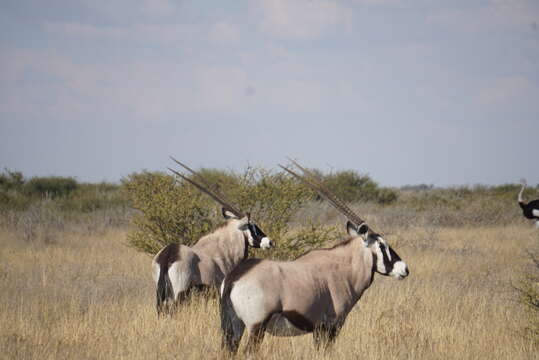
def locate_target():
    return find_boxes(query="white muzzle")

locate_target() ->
[390,261,409,279]
[260,237,273,249]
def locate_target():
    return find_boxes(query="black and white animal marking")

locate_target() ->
[152,159,273,315]
[219,221,409,354]
[518,179,539,227]
[218,160,409,355]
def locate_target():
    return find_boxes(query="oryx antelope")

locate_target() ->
[152,158,273,315]
[518,179,539,227]
[220,160,409,354]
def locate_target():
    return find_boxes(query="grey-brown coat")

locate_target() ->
[220,222,408,354]
[219,160,409,354]
[152,209,272,314]
[153,158,273,314]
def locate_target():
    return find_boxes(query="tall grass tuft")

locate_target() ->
[516,247,539,344]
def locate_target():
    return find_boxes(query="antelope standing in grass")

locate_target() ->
[152,158,273,315]
[518,179,539,227]
[220,160,409,354]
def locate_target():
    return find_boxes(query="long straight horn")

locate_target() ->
[170,157,243,216]
[167,162,244,218]
[170,156,215,190]
[279,163,364,228]
[287,159,366,227]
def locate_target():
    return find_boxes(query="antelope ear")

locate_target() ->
[237,216,249,230]
[347,221,369,241]
[346,221,359,237]
[222,207,238,220]
[357,223,369,236]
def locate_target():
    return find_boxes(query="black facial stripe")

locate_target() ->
[247,223,258,239]
[247,223,266,248]
[249,223,266,238]
[378,243,392,271]
[388,246,401,262]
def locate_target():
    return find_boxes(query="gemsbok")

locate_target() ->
[518,178,539,227]
[152,158,273,315]
[220,160,409,354]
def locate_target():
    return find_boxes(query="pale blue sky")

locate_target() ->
[1,0,538,186]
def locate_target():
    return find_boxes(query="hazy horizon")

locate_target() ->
[1,1,538,187]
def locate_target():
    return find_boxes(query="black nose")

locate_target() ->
[405,268,410,276]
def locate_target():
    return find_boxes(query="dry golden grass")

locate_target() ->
[1,225,538,359]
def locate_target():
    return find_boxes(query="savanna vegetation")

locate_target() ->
[0,166,538,359]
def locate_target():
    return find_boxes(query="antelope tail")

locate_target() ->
[156,263,174,315]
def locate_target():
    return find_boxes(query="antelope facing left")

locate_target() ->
[152,158,273,315]
[219,160,409,354]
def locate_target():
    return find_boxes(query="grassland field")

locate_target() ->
[1,219,538,359]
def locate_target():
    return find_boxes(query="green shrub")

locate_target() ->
[122,171,215,254]
[0,169,24,191]
[269,222,341,260]
[322,170,398,205]
[193,168,241,193]
[323,170,375,202]
[228,167,315,242]
[0,171,123,212]
[57,182,127,213]
[405,191,455,211]
[0,170,30,211]
[0,189,33,212]
[377,187,399,205]
[122,167,317,255]
[23,176,78,198]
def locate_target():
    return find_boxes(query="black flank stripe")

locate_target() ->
[281,311,314,332]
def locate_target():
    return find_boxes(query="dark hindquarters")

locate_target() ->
[155,244,180,316]
[220,286,245,354]
[156,265,174,316]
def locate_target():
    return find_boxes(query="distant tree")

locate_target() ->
[24,176,78,198]
[323,170,398,205]
[0,169,25,191]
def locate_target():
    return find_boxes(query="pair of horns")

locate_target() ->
[168,157,244,218]
[169,157,368,231]
[279,158,366,229]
